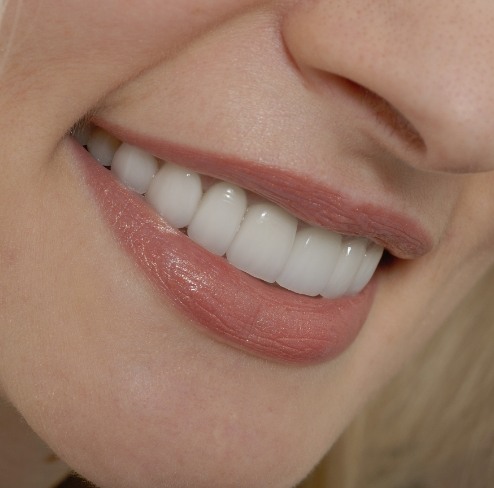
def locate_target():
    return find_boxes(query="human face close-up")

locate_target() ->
[1,1,494,487]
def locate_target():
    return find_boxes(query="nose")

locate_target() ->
[282,0,494,173]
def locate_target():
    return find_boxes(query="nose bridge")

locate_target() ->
[281,0,494,173]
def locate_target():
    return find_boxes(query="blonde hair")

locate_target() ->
[301,265,494,488]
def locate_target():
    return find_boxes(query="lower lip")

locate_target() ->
[72,138,377,364]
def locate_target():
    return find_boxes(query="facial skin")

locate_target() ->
[1,1,494,487]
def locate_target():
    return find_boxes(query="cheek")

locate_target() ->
[2,0,263,139]
[8,0,263,78]
[446,174,494,269]
[0,147,344,488]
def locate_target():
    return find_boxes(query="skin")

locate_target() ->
[1,1,494,487]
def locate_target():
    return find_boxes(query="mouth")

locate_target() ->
[68,120,431,364]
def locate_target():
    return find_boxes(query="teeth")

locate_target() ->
[276,227,342,296]
[187,182,247,256]
[347,243,384,294]
[86,127,121,166]
[111,143,159,194]
[226,203,298,283]
[321,238,367,298]
[85,128,384,298]
[145,162,202,229]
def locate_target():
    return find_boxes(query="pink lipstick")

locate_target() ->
[70,127,430,363]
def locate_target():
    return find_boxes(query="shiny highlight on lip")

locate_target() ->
[73,139,376,364]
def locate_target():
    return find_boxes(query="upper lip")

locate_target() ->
[93,117,433,259]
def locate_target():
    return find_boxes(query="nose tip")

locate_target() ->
[282,0,494,174]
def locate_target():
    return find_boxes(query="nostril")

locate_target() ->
[341,79,426,153]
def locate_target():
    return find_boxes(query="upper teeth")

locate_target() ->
[83,126,384,298]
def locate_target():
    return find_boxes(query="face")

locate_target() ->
[1,1,494,487]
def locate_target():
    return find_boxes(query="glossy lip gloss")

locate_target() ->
[70,131,427,364]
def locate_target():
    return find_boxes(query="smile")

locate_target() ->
[70,121,430,363]
[85,125,384,298]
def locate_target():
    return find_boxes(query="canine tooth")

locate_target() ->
[187,182,247,256]
[145,162,202,228]
[347,243,384,294]
[321,238,367,298]
[86,127,120,166]
[226,203,297,283]
[276,227,342,296]
[111,143,159,194]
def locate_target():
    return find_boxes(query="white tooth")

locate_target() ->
[226,203,297,283]
[276,227,342,296]
[86,127,120,166]
[347,243,384,294]
[111,143,159,194]
[145,162,202,228]
[321,238,367,298]
[187,182,247,256]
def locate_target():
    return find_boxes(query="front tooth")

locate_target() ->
[276,227,342,296]
[145,162,202,228]
[187,182,247,256]
[111,143,159,194]
[347,243,384,294]
[321,238,367,298]
[86,127,120,166]
[226,203,297,283]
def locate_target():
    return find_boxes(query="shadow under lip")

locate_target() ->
[71,138,377,365]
